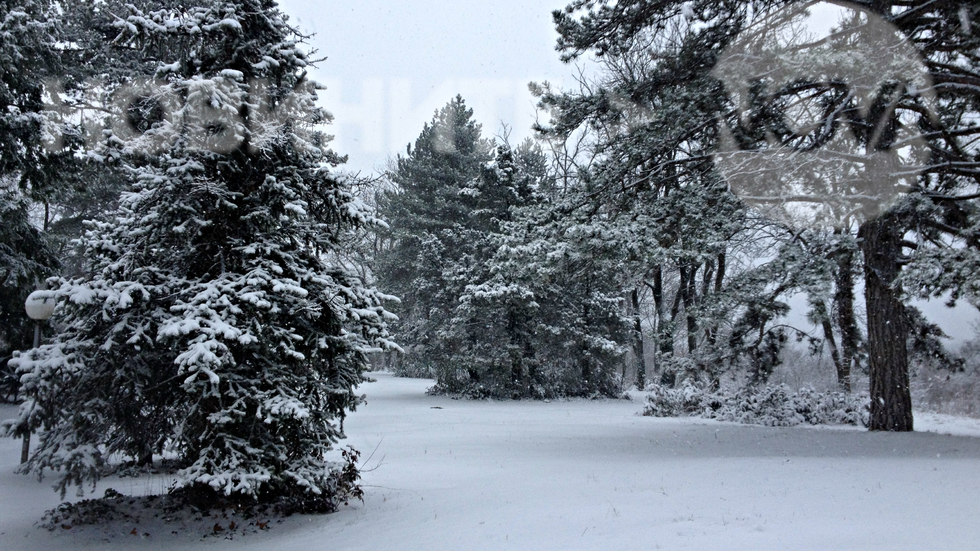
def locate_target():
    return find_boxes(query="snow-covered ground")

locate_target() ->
[2,372,979,550]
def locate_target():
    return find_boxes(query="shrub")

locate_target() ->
[912,367,980,418]
[643,382,870,427]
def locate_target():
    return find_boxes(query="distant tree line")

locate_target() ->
[375,0,980,434]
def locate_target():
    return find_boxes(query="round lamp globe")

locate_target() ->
[25,290,57,321]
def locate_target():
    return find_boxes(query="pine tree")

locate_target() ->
[537,0,749,387]
[376,97,628,397]
[6,0,394,506]
[453,137,635,398]
[375,96,493,377]
[470,195,634,398]
[547,0,980,431]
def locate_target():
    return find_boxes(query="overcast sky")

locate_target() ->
[277,0,575,175]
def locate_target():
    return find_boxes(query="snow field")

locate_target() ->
[2,372,980,550]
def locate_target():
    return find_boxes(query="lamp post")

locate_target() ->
[21,290,56,464]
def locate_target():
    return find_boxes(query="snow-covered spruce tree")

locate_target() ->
[439,139,623,399]
[0,191,58,402]
[375,97,628,398]
[7,0,394,507]
[422,142,531,393]
[375,96,493,378]
[465,191,634,398]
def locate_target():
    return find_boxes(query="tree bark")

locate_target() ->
[833,240,859,393]
[631,288,646,390]
[651,266,677,386]
[706,252,726,389]
[714,253,726,295]
[20,430,30,465]
[705,252,726,349]
[646,266,669,354]
[814,299,845,388]
[859,217,913,431]
[138,451,154,467]
[681,264,698,355]
[650,267,671,357]
[669,267,683,322]
[699,259,714,307]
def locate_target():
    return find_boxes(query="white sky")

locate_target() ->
[277,0,575,174]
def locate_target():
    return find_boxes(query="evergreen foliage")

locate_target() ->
[543,0,980,432]
[3,0,394,507]
[376,96,494,377]
[0,0,62,401]
[377,97,630,398]
[446,141,632,398]
[537,0,756,388]
[0,190,57,401]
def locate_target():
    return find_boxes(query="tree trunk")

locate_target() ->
[651,267,671,357]
[697,259,714,382]
[814,299,845,388]
[630,288,647,390]
[20,430,30,465]
[581,285,593,385]
[681,264,698,355]
[507,311,524,389]
[669,268,683,322]
[705,253,726,349]
[706,252,726,389]
[833,241,859,393]
[714,253,726,295]
[859,217,913,431]
[652,266,677,386]
[138,450,154,467]
[699,259,714,307]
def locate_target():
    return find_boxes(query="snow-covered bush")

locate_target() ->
[39,447,362,537]
[643,382,869,427]
[387,351,434,379]
[912,363,980,418]
[643,379,706,417]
